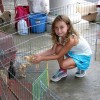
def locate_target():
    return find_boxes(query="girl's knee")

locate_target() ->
[60,59,76,69]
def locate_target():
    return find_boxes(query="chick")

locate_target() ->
[19,63,31,77]
[24,55,35,63]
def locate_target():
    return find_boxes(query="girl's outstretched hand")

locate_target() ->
[32,55,43,64]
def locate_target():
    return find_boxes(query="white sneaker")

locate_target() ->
[51,69,68,82]
[75,69,86,78]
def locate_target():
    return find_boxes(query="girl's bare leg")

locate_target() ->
[61,58,76,70]
[55,44,64,68]
[55,44,76,71]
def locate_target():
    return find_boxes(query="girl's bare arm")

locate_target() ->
[35,43,57,56]
[41,36,78,61]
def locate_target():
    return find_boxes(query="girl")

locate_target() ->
[33,15,92,82]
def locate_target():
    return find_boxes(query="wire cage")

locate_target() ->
[0,31,60,100]
[0,0,100,100]
[0,62,57,100]
[0,1,58,98]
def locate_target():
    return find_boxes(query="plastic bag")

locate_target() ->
[28,0,49,13]
[17,19,28,35]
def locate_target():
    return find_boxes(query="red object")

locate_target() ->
[0,0,4,13]
[8,79,32,100]
[0,31,17,68]
[15,6,30,30]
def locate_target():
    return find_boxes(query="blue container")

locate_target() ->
[29,13,47,33]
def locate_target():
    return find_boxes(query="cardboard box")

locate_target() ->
[73,19,89,32]
[76,1,97,16]
[82,12,97,21]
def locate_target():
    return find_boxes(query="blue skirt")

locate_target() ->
[66,52,92,70]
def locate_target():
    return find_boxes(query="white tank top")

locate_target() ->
[70,36,92,55]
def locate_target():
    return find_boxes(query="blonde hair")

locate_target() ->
[51,15,79,43]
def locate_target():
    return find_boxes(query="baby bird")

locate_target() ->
[24,55,35,63]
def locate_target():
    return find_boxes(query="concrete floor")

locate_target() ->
[48,56,100,100]
[1,0,100,100]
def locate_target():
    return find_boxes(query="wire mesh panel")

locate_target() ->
[32,68,49,100]
[39,82,60,100]
[1,79,18,100]
[0,30,59,100]
[0,0,100,100]
[0,59,61,100]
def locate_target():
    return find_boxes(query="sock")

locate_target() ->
[60,67,67,72]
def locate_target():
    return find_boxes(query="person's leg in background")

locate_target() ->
[0,0,4,13]
[27,0,33,13]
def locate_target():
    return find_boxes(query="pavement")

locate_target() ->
[48,55,100,100]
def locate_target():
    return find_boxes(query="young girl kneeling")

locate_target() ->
[32,15,92,82]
